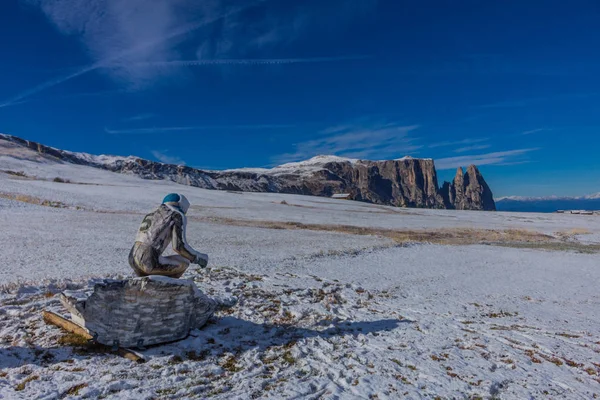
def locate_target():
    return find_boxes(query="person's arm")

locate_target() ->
[171,212,209,267]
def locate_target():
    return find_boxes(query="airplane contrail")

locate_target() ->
[0,0,268,108]
[105,124,296,135]
[122,55,371,67]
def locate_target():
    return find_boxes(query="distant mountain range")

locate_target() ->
[496,194,600,213]
[0,133,497,211]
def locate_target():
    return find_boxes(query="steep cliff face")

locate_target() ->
[341,159,445,208]
[0,134,496,211]
[440,165,496,211]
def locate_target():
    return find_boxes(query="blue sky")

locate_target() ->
[1,0,599,197]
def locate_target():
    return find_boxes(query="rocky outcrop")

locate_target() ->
[0,134,496,211]
[60,276,230,347]
[440,166,496,211]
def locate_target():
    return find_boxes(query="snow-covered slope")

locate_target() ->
[0,133,496,210]
[1,153,600,399]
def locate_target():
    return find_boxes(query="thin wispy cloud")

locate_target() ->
[495,160,534,166]
[428,138,488,149]
[5,0,375,107]
[124,113,155,122]
[273,122,421,165]
[435,148,539,170]
[105,124,295,135]
[0,89,122,109]
[453,144,492,153]
[151,150,186,166]
[476,92,599,109]
[521,128,547,135]
[4,0,268,106]
[122,55,370,68]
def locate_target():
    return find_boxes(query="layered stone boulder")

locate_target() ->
[60,276,227,348]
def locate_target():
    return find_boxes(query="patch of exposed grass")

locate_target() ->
[556,333,580,339]
[15,375,39,391]
[557,228,592,239]
[394,374,411,385]
[430,353,449,362]
[483,311,518,318]
[221,355,242,373]
[390,359,416,371]
[169,355,183,365]
[524,350,542,364]
[0,192,80,210]
[391,358,403,367]
[62,383,88,398]
[156,387,178,395]
[281,351,295,365]
[494,241,600,254]
[2,170,30,178]
[186,349,210,361]
[53,177,71,183]
[537,354,563,366]
[563,358,583,368]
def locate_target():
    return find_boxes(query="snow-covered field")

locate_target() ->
[1,146,600,399]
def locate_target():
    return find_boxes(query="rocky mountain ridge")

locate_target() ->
[0,134,496,211]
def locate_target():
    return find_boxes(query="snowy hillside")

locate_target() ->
[0,133,497,210]
[1,146,600,399]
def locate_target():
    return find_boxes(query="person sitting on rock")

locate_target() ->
[129,193,208,278]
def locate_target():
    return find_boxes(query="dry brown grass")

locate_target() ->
[62,383,88,397]
[15,375,39,391]
[556,228,593,240]
[2,170,32,179]
[192,215,600,253]
[0,192,74,209]
[196,215,568,245]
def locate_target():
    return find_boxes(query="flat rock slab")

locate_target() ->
[60,276,220,348]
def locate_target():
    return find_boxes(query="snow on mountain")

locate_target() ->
[65,150,139,166]
[0,132,139,167]
[278,155,360,167]
[496,193,600,202]
[496,193,600,213]
[222,155,360,176]
[0,133,496,210]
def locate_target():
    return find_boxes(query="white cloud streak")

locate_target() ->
[476,92,599,109]
[4,0,268,106]
[435,148,539,170]
[105,124,295,135]
[521,128,547,135]
[428,138,488,149]
[453,144,492,153]
[273,122,421,164]
[151,150,186,165]
[6,0,375,107]
[122,55,370,68]
[123,113,156,122]
[0,89,123,109]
